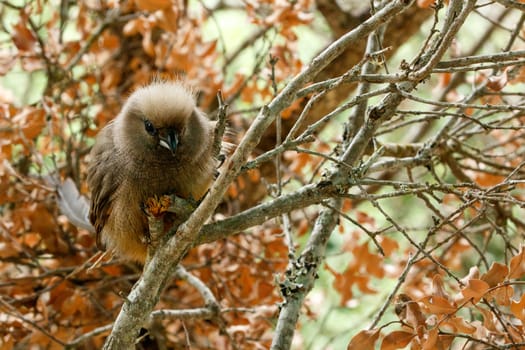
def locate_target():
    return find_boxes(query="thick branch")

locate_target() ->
[197,183,339,245]
[149,266,220,322]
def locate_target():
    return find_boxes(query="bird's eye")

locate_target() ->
[144,120,157,136]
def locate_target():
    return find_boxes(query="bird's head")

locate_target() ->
[114,81,199,159]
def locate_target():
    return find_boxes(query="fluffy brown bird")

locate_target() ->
[87,81,216,263]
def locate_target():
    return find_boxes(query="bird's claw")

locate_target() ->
[143,195,172,217]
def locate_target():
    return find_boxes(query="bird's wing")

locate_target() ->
[86,124,120,249]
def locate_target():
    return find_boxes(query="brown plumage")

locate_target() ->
[87,81,216,263]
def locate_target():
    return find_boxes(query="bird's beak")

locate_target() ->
[159,129,178,154]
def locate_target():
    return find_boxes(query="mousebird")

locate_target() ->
[87,81,217,263]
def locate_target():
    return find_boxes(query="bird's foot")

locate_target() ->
[143,195,172,218]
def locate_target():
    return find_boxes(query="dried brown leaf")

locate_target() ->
[420,295,457,315]
[481,262,508,287]
[347,329,380,350]
[380,330,415,350]
[461,279,489,304]
[511,293,525,322]
[509,247,525,279]
[12,13,37,51]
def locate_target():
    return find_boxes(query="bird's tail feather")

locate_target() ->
[55,177,95,233]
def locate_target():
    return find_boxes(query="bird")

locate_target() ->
[86,81,217,263]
